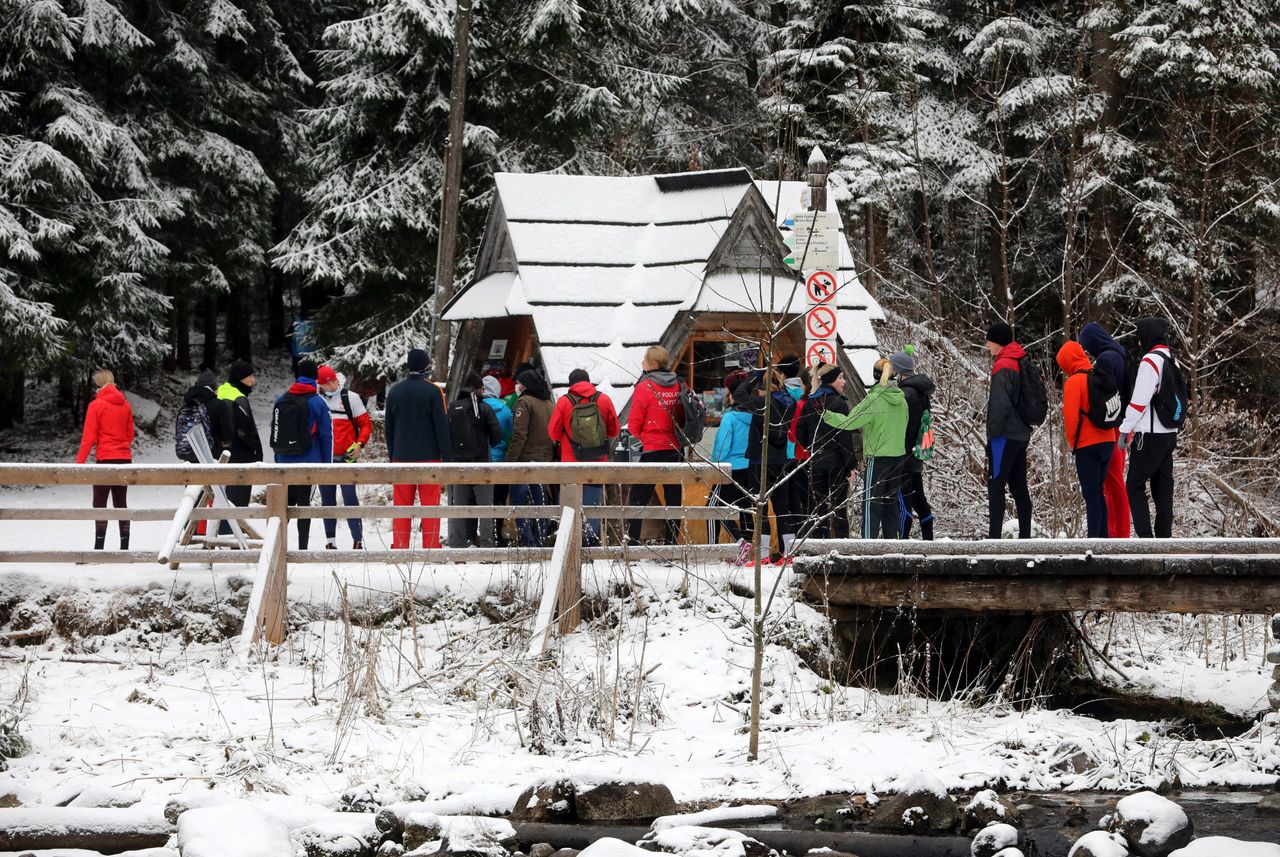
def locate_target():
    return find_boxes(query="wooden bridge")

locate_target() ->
[793,538,1280,614]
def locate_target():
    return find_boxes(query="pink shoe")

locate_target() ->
[731,539,752,567]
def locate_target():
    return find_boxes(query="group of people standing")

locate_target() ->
[985,317,1186,541]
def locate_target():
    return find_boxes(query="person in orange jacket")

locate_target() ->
[1057,340,1119,538]
[76,369,136,550]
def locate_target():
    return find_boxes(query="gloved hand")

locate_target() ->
[1116,433,1130,452]
[344,442,363,462]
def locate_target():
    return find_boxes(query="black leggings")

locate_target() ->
[809,459,852,539]
[288,483,314,549]
[627,449,683,544]
[860,455,906,539]
[898,469,933,539]
[987,438,1032,539]
[708,469,753,543]
[92,459,130,538]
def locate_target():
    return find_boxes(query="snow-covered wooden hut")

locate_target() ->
[443,168,884,415]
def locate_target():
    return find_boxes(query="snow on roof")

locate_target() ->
[447,171,885,404]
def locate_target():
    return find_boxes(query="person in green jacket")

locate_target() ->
[822,359,909,538]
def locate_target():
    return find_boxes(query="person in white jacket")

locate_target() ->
[1117,317,1179,538]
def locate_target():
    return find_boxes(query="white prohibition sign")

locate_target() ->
[805,305,837,339]
[806,341,837,366]
[805,270,837,303]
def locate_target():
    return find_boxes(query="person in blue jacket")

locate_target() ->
[273,359,333,549]
[710,375,757,565]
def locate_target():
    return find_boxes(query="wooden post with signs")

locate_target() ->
[792,147,840,369]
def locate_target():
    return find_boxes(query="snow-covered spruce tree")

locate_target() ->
[276,0,768,379]
[1108,0,1280,399]
[0,0,176,418]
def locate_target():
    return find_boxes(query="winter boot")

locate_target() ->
[120,532,130,551]
[94,531,106,551]
[920,514,935,541]
[759,534,773,565]
[325,541,337,550]
[732,538,752,567]
[352,540,364,550]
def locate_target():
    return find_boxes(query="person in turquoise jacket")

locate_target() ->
[710,378,756,561]
[822,359,908,539]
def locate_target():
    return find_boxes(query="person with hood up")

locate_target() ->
[891,346,937,540]
[709,375,755,563]
[797,364,857,539]
[548,368,620,545]
[177,367,232,462]
[626,346,686,545]
[506,368,556,547]
[271,359,333,550]
[317,365,372,549]
[77,369,136,550]
[385,348,453,549]
[482,375,514,462]
[985,321,1033,539]
[822,359,909,539]
[1118,317,1181,538]
[1057,340,1118,538]
[447,372,503,548]
[1079,322,1131,538]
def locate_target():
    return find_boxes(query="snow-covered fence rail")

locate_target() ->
[794,538,1280,613]
[0,462,734,648]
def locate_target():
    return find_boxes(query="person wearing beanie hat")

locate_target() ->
[445,372,503,548]
[507,367,557,547]
[216,359,262,514]
[709,378,756,563]
[822,358,909,539]
[317,366,372,549]
[548,367,621,546]
[795,362,857,539]
[385,347,453,548]
[271,355,333,550]
[1079,322,1132,538]
[893,345,937,539]
[1118,316,1181,537]
[177,366,233,464]
[985,321,1033,539]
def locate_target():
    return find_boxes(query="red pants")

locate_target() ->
[1103,446,1130,538]
[392,464,442,548]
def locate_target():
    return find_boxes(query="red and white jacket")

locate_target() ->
[1119,346,1178,436]
[324,379,373,454]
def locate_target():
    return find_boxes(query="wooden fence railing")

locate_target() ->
[0,462,733,651]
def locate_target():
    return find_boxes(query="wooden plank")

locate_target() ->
[284,505,739,520]
[558,483,584,634]
[0,462,731,487]
[0,550,256,564]
[527,506,578,659]
[796,553,1280,578]
[801,573,1280,614]
[0,507,262,521]
[261,484,289,644]
[158,484,204,564]
[797,537,1280,556]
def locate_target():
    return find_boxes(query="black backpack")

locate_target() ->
[1151,351,1190,430]
[675,380,707,446]
[1073,369,1124,447]
[270,392,315,455]
[448,393,496,462]
[1013,356,1049,427]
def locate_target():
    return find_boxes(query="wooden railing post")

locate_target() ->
[557,482,583,634]
[240,483,289,649]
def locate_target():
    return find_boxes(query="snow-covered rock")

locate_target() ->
[67,785,142,808]
[576,781,677,823]
[292,812,379,857]
[869,770,958,834]
[176,802,292,857]
[439,816,517,857]
[580,839,652,857]
[639,825,768,857]
[1069,831,1130,857]
[1108,792,1193,857]
[972,822,1020,857]
[963,789,1021,830]
[125,391,162,434]
[651,804,777,832]
[1170,837,1280,857]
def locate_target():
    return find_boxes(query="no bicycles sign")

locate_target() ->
[806,340,837,366]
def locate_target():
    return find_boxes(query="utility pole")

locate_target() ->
[430,0,473,378]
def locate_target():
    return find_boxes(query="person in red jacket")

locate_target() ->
[76,369,136,550]
[626,346,685,544]
[1057,340,1119,538]
[548,368,621,545]
[318,365,373,549]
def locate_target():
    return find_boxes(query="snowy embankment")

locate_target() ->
[1,550,1278,817]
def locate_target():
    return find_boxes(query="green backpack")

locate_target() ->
[913,408,936,461]
[567,391,609,460]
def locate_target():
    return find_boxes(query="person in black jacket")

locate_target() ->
[178,367,233,462]
[385,348,453,549]
[985,322,1033,539]
[446,372,503,548]
[798,363,858,539]
[215,360,262,533]
[745,370,794,563]
[891,347,937,540]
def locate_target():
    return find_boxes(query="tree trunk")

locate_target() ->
[0,369,23,428]
[202,295,219,369]
[269,199,287,350]
[175,296,191,372]
[229,279,252,361]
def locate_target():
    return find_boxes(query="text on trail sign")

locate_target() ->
[805,305,837,339]
[806,341,837,366]
[805,270,837,303]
